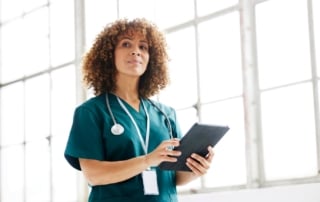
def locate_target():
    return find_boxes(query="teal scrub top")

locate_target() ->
[64,93,183,202]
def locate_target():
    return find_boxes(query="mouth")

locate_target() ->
[128,60,142,64]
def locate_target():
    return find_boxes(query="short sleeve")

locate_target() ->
[64,106,105,170]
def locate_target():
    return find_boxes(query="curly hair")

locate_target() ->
[82,18,170,98]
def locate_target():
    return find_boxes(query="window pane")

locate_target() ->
[261,83,318,180]
[256,0,311,89]
[51,66,76,137]
[0,0,23,22]
[119,0,156,21]
[197,0,239,17]
[52,136,78,201]
[50,0,75,66]
[159,27,197,109]
[0,19,24,83]
[0,145,24,202]
[176,108,199,134]
[22,0,47,13]
[85,0,117,47]
[25,140,51,202]
[198,13,242,102]
[22,8,50,76]
[25,74,50,141]
[201,98,246,187]
[155,0,194,29]
[0,82,24,146]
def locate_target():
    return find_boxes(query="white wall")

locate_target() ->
[179,183,320,202]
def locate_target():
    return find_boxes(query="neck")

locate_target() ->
[114,89,139,102]
[113,76,140,110]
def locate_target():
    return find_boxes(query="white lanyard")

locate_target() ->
[116,96,150,155]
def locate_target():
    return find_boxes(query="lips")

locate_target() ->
[128,59,142,64]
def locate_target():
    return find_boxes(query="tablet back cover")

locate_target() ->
[159,123,229,171]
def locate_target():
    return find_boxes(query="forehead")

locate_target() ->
[118,29,148,41]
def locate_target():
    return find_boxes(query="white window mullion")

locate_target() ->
[307,0,320,175]
[239,0,264,188]
[74,0,88,201]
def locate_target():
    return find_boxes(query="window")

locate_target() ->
[0,0,77,201]
[50,0,75,67]
[1,0,319,201]
[160,27,197,109]
[256,0,318,181]
[256,0,311,89]
[260,84,317,180]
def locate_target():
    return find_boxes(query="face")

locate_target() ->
[114,31,150,78]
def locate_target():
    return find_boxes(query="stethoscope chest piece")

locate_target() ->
[111,123,124,135]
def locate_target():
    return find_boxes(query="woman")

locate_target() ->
[64,18,214,202]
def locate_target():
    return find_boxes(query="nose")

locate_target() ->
[130,44,141,56]
[131,51,141,56]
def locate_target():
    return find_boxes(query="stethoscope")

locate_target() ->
[105,93,173,140]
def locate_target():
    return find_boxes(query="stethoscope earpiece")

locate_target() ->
[111,123,124,135]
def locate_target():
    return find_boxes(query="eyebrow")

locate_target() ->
[119,36,148,44]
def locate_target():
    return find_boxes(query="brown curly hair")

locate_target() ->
[82,18,170,98]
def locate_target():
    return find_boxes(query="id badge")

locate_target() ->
[142,170,159,195]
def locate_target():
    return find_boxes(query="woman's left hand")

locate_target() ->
[186,146,214,176]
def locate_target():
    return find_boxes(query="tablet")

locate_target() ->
[159,123,229,171]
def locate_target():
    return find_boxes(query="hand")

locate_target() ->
[186,146,214,176]
[145,139,181,167]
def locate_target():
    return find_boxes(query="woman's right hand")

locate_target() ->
[145,139,181,167]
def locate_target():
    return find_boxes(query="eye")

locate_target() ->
[121,41,131,48]
[139,44,149,51]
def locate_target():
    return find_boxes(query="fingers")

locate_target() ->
[160,140,181,157]
[159,139,180,154]
[186,158,207,175]
[186,146,215,176]
[146,139,181,166]
[165,139,180,149]
[205,146,214,162]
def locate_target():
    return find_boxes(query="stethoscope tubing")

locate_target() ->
[105,93,173,139]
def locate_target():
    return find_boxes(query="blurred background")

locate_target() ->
[0,0,319,201]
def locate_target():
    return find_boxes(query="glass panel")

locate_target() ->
[314,0,320,76]
[0,82,24,146]
[118,0,156,22]
[25,74,50,141]
[256,0,311,89]
[52,136,78,201]
[50,0,75,66]
[261,83,317,180]
[201,98,246,187]
[85,0,117,47]
[159,27,197,109]
[51,66,76,137]
[0,19,25,83]
[155,0,194,29]
[198,13,242,103]
[197,0,239,17]
[0,145,24,202]
[23,0,47,13]
[22,8,50,76]
[25,140,51,202]
[176,107,199,134]
[0,0,23,22]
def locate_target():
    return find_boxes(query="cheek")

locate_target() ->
[144,54,150,64]
[114,51,122,68]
